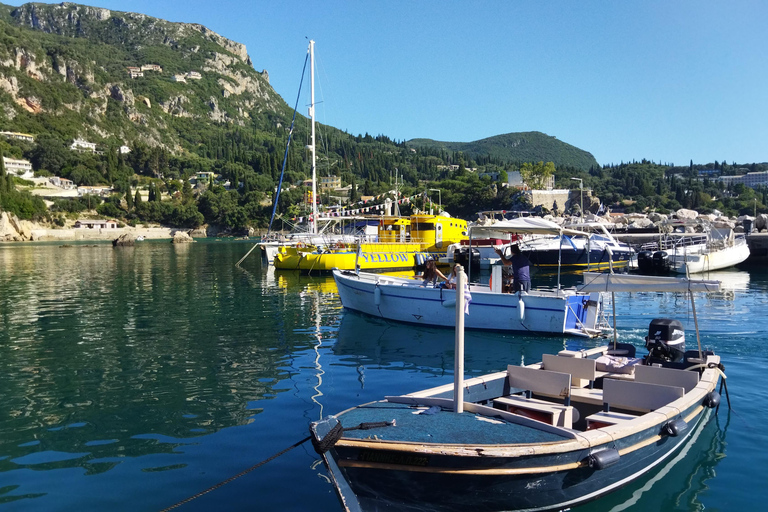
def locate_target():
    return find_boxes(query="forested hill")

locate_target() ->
[407,132,599,171]
[0,1,291,149]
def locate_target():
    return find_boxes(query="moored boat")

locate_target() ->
[274,213,467,272]
[311,271,727,512]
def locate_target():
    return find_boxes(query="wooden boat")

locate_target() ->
[274,214,467,272]
[311,271,726,512]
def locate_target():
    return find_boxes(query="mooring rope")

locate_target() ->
[158,436,311,512]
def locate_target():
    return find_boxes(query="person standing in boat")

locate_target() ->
[422,257,448,287]
[494,244,531,292]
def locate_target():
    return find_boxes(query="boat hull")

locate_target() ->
[522,245,633,271]
[325,405,710,512]
[274,243,444,271]
[671,241,750,274]
[333,270,601,336]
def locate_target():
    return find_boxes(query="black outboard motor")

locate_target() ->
[454,247,481,269]
[652,251,670,273]
[637,251,654,274]
[645,318,685,364]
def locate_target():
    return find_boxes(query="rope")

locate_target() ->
[158,436,311,512]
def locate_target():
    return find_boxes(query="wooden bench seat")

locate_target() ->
[634,364,699,392]
[585,410,637,429]
[495,364,574,428]
[494,395,573,428]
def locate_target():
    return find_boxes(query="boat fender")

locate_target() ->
[586,449,620,470]
[442,299,456,308]
[704,390,721,409]
[518,294,525,321]
[662,419,688,437]
[374,286,382,306]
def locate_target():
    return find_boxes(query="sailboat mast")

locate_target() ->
[309,40,318,235]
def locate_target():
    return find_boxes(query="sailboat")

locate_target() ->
[257,41,374,264]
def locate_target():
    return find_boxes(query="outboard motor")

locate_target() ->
[454,247,480,269]
[652,251,670,273]
[645,318,685,364]
[636,251,654,274]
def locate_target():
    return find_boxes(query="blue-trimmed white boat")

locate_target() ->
[312,272,727,512]
[333,218,619,338]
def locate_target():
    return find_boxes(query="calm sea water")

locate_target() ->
[0,239,765,511]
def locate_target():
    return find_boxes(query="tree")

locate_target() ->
[520,161,555,189]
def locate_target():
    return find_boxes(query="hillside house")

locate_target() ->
[171,74,187,83]
[74,219,118,229]
[3,157,33,179]
[119,145,131,154]
[319,175,341,190]
[186,71,202,80]
[0,131,34,143]
[78,186,113,197]
[50,176,74,189]
[70,138,97,153]
[141,64,162,72]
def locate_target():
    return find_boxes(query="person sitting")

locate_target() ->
[442,264,458,289]
[422,258,447,287]
[494,244,531,293]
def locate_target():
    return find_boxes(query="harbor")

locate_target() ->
[0,239,765,511]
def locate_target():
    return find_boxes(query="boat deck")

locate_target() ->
[337,401,568,445]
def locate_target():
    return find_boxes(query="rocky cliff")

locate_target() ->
[0,1,289,151]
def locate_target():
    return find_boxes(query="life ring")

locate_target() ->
[489,276,492,289]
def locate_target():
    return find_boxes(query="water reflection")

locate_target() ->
[575,410,728,511]
[334,311,571,377]
[0,242,344,486]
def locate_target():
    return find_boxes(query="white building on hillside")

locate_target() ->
[3,157,33,179]
[71,138,97,152]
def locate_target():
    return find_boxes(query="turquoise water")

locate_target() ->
[0,240,765,511]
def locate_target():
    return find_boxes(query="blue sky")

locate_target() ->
[5,1,767,166]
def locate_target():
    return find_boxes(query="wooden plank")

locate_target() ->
[506,365,572,399]
[493,396,573,429]
[602,378,684,413]
[542,354,597,383]
[585,410,637,429]
[634,364,699,393]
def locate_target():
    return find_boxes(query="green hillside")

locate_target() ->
[407,131,599,171]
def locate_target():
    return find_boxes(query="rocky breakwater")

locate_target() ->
[541,208,763,235]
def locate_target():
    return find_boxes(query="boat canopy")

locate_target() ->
[579,272,722,293]
[469,217,586,237]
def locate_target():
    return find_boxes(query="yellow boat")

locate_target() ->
[273,214,467,272]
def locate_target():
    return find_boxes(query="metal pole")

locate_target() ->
[309,40,318,234]
[454,265,466,413]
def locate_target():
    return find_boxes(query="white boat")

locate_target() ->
[636,226,750,275]
[514,222,635,272]
[333,268,603,337]
[312,270,727,512]
[333,219,612,337]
